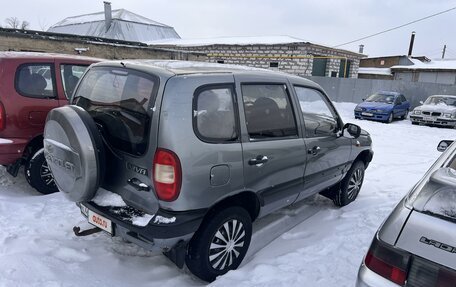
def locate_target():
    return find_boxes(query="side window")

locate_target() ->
[400,95,407,102]
[295,86,338,137]
[16,64,55,98]
[241,84,297,140]
[395,96,402,105]
[194,86,237,142]
[60,64,89,98]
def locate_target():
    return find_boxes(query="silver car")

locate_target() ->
[357,140,456,287]
[410,95,456,128]
[43,60,373,282]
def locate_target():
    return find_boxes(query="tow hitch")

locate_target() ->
[73,226,102,237]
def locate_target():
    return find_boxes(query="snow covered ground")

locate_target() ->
[0,102,454,287]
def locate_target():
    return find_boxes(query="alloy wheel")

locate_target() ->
[347,168,363,200]
[209,219,246,270]
[40,160,56,187]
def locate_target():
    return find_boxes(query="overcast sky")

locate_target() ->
[1,0,455,58]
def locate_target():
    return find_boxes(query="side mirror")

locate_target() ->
[437,140,454,152]
[343,123,361,139]
[419,100,424,105]
[430,167,456,187]
[361,98,365,101]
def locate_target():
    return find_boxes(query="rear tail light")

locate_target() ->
[153,148,182,201]
[0,101,5,131]
[364,236,410,285]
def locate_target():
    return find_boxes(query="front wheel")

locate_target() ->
[25,149,58,195]
[185,206,252,282]
[386,113,393,123]
[333,161,365,207]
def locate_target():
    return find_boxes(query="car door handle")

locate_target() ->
[248,155,269,167]
[308,146,321,155]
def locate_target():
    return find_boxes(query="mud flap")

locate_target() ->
[163,240,188,269]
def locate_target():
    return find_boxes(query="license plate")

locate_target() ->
[424,116,434,121]
[88,210,113,235]
[362,112,373,116]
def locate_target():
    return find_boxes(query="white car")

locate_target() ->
[357,140,456,286]
[410,95,456,128]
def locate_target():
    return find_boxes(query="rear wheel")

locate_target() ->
[185,207,252,282]
[25,149,58,194]
[401,109,409,120]
[333,161,365,207]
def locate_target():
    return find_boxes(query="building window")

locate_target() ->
[269,62,279,68]
[339,59,351,78]
[311,57,327,77]
[217,60,225,64]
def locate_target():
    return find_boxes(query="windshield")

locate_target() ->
[424,96,456,106]
[365,93,395,104]
[73,67,158,156]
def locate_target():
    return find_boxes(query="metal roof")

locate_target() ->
[48,9,180,43]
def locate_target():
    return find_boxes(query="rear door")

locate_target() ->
[292,86,352,200]
[235,75,307,217]
[14,61,60,132]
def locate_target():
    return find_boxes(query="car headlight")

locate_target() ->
[414,110,422,115]
[354,107,362,112]
[444,113,452,118]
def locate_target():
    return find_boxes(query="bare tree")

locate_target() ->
[20,21,29,30]
[5,17,20,29]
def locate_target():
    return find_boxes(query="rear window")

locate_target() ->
[73,67,158,156]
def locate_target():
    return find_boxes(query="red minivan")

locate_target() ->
[0,52,100,194]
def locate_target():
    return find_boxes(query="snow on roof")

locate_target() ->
[147,35,309,46]
[358,67,392,76]
[48,9,180,43]
[392,59,456,71]
[147,35,363,55]
[50,9,170,28]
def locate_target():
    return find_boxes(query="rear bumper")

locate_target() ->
[410,115,456,127]
[81,202,206,250]
[356,262,401,287]
[354,111,390,121]
[0,138,28,165]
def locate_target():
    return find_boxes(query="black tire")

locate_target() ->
[25,149,58,195]
[411,121,419,125]
[333,161,365,207]
[185,206,252,282]
[386,112,393,123]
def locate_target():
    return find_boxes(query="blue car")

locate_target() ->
[354,92,410,123]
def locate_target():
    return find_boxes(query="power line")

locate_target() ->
[334,6,456,48]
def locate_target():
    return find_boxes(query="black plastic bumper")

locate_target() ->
[82,202,207,241]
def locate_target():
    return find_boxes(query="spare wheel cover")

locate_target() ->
[44,105,105,202]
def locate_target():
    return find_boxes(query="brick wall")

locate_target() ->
[153,43,363,78]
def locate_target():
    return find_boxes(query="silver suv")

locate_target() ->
[43,60,373,282]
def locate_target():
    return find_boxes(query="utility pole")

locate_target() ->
[442,44,447,59]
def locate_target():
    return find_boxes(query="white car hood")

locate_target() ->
[416,103,456,113]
